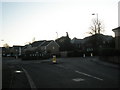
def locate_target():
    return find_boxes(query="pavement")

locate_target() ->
[9,65,31,88]
[90,57,120,69]
[2,58,31,89]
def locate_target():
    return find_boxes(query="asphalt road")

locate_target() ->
[2,57,120,88]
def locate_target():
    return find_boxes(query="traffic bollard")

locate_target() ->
[83,54,85,58]
[52,55,57,64]
[91,53,93,57]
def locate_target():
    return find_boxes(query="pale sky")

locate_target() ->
[0,0,119,47]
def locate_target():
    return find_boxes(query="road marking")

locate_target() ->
[75,70,103,81]
[56,64,103,81]
[22,68,37,89]
[72,78,85,82]
[14,70,22,73]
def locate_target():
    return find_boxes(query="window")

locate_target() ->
[53,47,55,49]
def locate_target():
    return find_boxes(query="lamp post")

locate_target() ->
[92,13,100,34]
[92,13,98,24]
[56,32,58,39]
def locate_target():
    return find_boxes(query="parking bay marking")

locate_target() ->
[75,70,103,81]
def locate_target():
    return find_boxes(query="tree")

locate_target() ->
[88,18,105,35]
[3,43,10,48]
[55,32,74,51]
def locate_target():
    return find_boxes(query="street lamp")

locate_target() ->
[56,32,58,39]
[92,13,98,23]
[92,13,100,34]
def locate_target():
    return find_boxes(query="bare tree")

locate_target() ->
[3,43,10,48]
[88,18,105,35]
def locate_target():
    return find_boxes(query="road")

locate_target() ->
[2,57,120,88]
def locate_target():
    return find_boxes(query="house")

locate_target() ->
[70,34,114,56]
[30,40,46,51]
[22,40,45,53]
[84,34,114,49]
[2,47,6,57]
[10,45,24,57]
[71,37,85,50]
[22,40,46,59]
[40,40,60,55]
[2,47,12,57]
[22,40,60,59]
[112,26,120,49]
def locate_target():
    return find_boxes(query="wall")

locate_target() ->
[115,36,120,49]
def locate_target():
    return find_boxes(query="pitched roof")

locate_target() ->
[13,45,23,49]
[71,37,85,44]
[13,45,23,47]
[40,40,53,46]
[31,40,46,47]
[84,34,113,42]
[112,26,120,32]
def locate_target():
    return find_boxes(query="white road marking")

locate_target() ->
[72,78,85,82]
[22,68,37,89]
[55,64,103,81]
[14,70,22,73]
[75,70,103,81]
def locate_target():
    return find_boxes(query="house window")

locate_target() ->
[53,47,55,49]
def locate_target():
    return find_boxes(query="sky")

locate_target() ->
[0,0,120,47]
